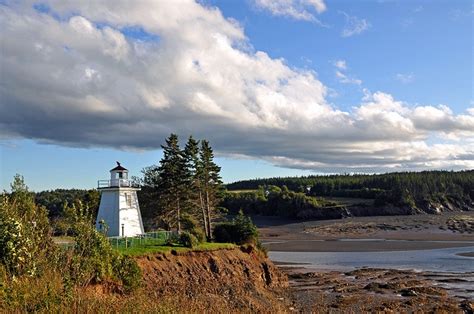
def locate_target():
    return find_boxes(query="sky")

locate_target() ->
[0,0,473,191]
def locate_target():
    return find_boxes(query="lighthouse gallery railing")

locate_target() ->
[97,179,140,188]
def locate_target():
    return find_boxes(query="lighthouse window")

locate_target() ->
[125,193,132,207]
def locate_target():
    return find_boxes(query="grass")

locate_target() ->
[226,189,258,193]
[323,196,375,206]
[116,242,236,256]
[54,231,236,256]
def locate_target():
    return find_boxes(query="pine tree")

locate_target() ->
[199,140,223,239]
[183,136,208,236]
[139,165,162,221]
[156,134,190,233]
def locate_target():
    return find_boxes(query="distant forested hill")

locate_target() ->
[35,189,100,218]
[224,171,474,218]
[28,170,474,222]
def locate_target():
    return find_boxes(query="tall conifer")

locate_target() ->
[183,136,208,235]
[157,134,190,233]
[199,140,223,238]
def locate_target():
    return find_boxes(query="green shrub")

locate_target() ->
[233,211,258,243]
[255,240,268,258]
[112,255,142,292]
[213,222,234,243]
[189,227,206,243]
[68,221,116,286]
[51,217,72,236]
[180,214,198,230]
[179,232,198,248]
[165,232,179,246]
[180,214,206,243]
[213,211,258,245]
[1,176,54,277]
[0,214,36,276]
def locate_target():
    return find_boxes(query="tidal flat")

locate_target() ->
[258,212,474,312]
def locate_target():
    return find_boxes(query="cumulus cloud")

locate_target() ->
[253,0,326,21]
[340,12,370,37]
[0,1,473,172]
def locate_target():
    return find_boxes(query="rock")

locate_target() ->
[400,289,418,297]
[364,282,389,291]
[460,300,473,313]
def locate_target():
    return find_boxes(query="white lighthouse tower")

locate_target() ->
[96,162,144,237]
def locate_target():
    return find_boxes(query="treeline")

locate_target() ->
[222,186,341,219]
[35,189,100,218]
[227,170,474,210]
[222,185,340,219]
[32,189,100,235]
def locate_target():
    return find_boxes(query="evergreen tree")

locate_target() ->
[156,134,190,233]
[199,140,223,239]
[183,136,208,235]
[139,165,161,222]
[139,135,224,236]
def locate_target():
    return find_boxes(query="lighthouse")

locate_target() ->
[96,162,144,237]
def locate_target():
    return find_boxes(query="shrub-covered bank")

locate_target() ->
[1,175,271,312]
[1,176,143,311]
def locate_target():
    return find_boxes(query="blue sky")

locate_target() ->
[214,0,472,111]
[0,0,473,191]
[1,139,308,190]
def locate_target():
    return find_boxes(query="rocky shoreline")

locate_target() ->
[258,212,474,312]
[281,267,473,313]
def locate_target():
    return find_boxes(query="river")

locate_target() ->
[269,245,474,273]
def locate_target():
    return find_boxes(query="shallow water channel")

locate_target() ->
[269,245,474,273]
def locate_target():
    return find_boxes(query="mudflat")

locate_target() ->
[257,213,474,312]
[282,267,473,312]
[256,212,474,252]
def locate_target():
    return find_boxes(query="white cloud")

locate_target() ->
[334,60,347,70]
[253,0,326,21]
[333,60,361,85]
[340,12,370,37]
[411,105,474,136]
[395,73,415,83]
[336,71,362,85]
[0,1,472,173]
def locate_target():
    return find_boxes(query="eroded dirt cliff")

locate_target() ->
[134,246,290,312]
